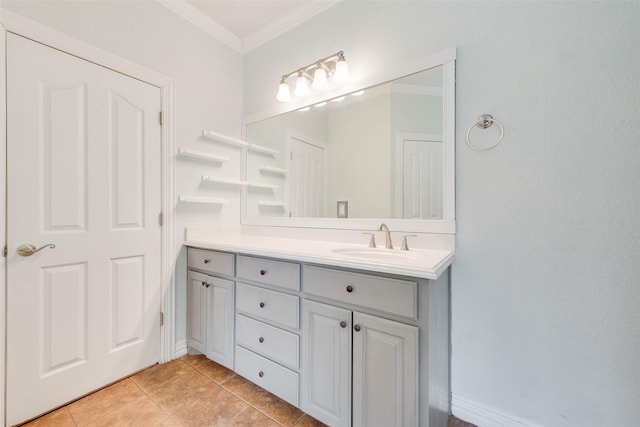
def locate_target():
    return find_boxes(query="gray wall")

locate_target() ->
[244,2,640,426]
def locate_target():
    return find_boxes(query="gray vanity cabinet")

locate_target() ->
[301,266,419,427]
[185,247,450,427]
[186,249,235,369]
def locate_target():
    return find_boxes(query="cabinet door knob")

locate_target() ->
[340,321,347,328]
[258,371,264,378]
[260,269,267,276]
[259,337,264,343]
[201,281,206,287]
[204,259,211,264]
[259,302,265,308]
[354,324,361,332]
[205,283,210,288]
[346,285,353,293]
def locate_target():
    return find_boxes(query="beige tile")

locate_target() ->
[146,370,222,414]
[22,407,77,427]
[221,374,270,404]
[169,388,249,427]
[228,407,281,427]
[294,414,329,427]
[84,395,168,427]
[253,392,304,427]
[191,358,235,384]
[179,353,207,366]
[68,378,146,426]
[131,359,194,392]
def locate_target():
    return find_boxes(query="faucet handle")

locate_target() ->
[401,234,417,251]
[362,232,377,248]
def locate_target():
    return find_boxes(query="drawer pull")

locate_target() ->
[260,269,267,276]
[258,371,264,378]
[258,337,264,343]
[340,321,347,328]
[259,302,265,308]
[203,259,211,264]
[354,324,361,332]
[346,285,354,293]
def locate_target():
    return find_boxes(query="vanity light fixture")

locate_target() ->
[276,51,349,102]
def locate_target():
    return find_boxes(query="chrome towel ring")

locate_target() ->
[466,114,504,151]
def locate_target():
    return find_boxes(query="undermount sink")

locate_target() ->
[330,247,421,261]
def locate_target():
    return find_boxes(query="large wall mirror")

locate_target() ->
[242,49,455,233]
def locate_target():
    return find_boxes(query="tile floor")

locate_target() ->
[22,354,475,427]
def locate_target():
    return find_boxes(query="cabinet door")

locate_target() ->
[353,312,418,427]
[301,300,351,427]
[206,277,235,369]
[187,271,208,354]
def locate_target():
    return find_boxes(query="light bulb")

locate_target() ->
[312,66,328,90]
[333,53,349,82]
[276,79,291,102]
[295,72,310,96]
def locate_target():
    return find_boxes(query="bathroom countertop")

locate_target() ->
[184,230,454,280]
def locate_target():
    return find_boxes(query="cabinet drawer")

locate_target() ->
[187,248,234,277]
[236,283,299,329]
[236,314,299,369]
[237,255,300,291]
[235,346,299,407]
[303,266,417,319]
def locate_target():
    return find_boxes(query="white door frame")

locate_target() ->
[0,8,177,423]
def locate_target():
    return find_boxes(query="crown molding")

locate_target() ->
[242,1,341,52]
[157,0,243,52]
[158,0,340,54]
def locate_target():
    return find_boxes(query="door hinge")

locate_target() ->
[159,111,164,125]
[2,246,7,257]
[159,212,163,226]
[160,312,164,327]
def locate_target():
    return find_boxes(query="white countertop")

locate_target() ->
[184,230,454,280]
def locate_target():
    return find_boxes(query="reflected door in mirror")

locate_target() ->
[290,136,326,217]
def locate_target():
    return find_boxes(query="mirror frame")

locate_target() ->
[241,48,456,234]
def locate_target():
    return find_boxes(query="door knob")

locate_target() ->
[17,243,55,257]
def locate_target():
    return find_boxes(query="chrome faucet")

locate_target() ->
[379,223,393,249]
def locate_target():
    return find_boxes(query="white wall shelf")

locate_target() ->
[249,144,279,155]
[258,201,286,207]
[259,166,288,176]
[249,182,279,189]
[202,175,248,186]
[202,130,278,155]
[202,175,279,189]
[178,196,230,204]
[178,148,229,163]
[202,130,249,147]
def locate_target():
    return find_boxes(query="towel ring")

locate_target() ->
[466,114,504,151]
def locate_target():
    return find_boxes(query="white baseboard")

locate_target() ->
[451,394,544,427]
[174,340,188,359]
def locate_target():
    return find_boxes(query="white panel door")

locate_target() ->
[352,312,418,427]
[301,300,351,427]
[6,34,162,425]
[399,136,443,219]
[289,137,325,218]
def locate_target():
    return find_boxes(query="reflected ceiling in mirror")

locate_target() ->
[243,50,455,234]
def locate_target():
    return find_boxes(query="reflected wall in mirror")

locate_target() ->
[243,50,455,233]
